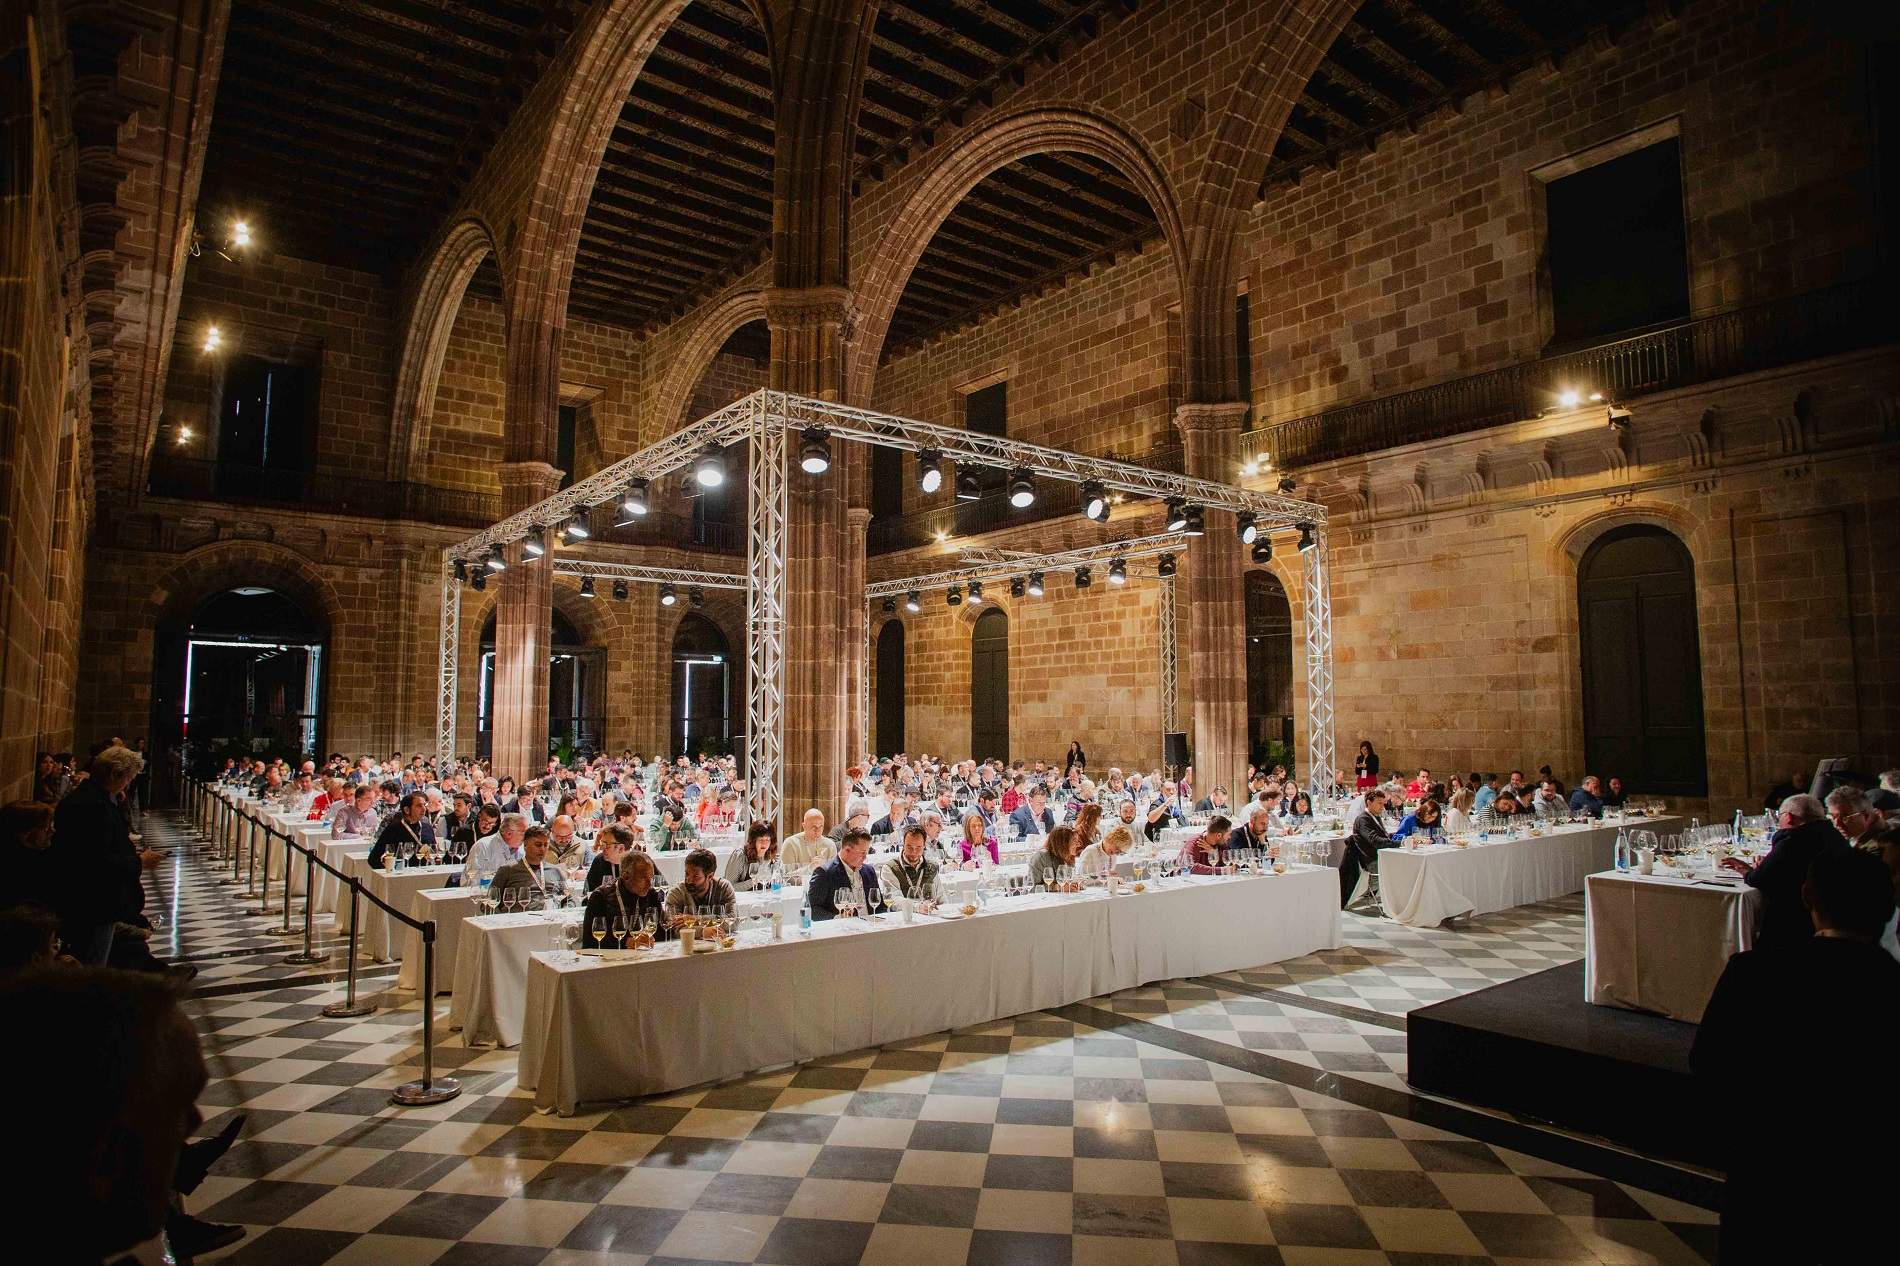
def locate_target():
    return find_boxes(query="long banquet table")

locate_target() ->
[1378,816,1682,927]
[1584,869,1760,1023]
[518,866,1342,1112]
[452,888,805,1048]
[398,886,481,993]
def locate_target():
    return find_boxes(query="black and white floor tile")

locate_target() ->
[145,814,1722,1265]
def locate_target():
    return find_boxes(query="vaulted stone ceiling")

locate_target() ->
[196,0,1647,343]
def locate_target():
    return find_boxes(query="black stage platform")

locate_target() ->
[1407,960,1719,1168]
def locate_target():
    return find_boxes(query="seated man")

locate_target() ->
[1567,775,1605,819]
[1228,804,1275,854]
[879,824,939,904]
[1194,785,1231,814]
[780,808,835,873]
[1691,846,1898,1263]
[808,828,881,920]
[870,794,914,839]
[1471,774,1499,814]
[1720,794,1847,946]
[582,849,670,942]
[1598,775,1627,809]
[489,824,565,902]
[829,799,873,843]
[470,811,528,873]
[368,792,436,869]
[1340,789,1394,908]
[329,784,379,839]
[1180,817,1234,874]
[1825,784,1883,851]
[665,847,737,918]
[586,823,633,891]
[1008,786,1057,839]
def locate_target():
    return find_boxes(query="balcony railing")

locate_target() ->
[867,438,1184,554]
[145,458,742,553]
[1245,278,1893,469]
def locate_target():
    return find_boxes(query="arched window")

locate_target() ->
[970,608,1009,762]
[672,613,731,757]
[175,588,325,759]
[875,620,906,756]
[1245,570,1294,763]
[1579,525,1707,795]
[479,608,604,756]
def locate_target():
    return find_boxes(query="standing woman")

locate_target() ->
[1353,740,1380,790]
[1066,739,1087,774]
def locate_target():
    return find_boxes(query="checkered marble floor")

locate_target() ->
[149,814,1722,1265]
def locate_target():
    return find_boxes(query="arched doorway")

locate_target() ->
[1246,571,1294,764]
[875,621,906,756]
[1579,525,1707,795]
[671,613,731,757]
[970,608,1009,762]
[479,608,605,758]
[170,587,325,760]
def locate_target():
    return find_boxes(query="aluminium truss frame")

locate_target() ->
[438,390,1333,817]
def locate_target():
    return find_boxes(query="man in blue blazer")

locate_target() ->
[808,828,882,920]
[1008,786,1057,839]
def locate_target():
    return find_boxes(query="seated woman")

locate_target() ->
[1026,826,1081,890]
[1078,825,1133,877]
[1180,815,1235,874]
[1391,798,1445,844]
[1070,802,1103,855]
[958,811,1000,869]
[724,823,778,889]
[1279,792,1314,828]
[582,850,671,943]
[1446,787,1475,832]
[1491,789,1525,818]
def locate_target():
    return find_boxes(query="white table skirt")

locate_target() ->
[642,845,740,886]
[1584,870,1761,1023]
[318,837,368,913]
[340,860,464,961]
[452,889,803,1049]
[399,886,481,993]
[519,867,1342,1112]
[1378,818,1681,927]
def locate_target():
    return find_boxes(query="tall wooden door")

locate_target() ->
[970,608,1009,762]
[1579,526,1707,796]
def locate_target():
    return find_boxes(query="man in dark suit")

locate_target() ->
[368,792,439,869]
[1692,846,1898,1264]
[1339,789,1393,909]
[1720,794,1846,946]
[808,829,881,921]
[1008,787,1056,839]
[1229,803,1275,854]
[48,745,155,964]
[869,794,913,839]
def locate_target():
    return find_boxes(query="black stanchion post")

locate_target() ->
[284,847,329,966]
[269,831,301,937]
[392,922,461,1107]
[321,877,375,1019]
[247,824,273,915]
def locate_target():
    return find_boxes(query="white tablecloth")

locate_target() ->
[1584,869,1761,1023]
[642,844,740,886]
[317,837,368,912]
[1378,817,1681,927]
[519,868,1342,1112]
[451,888,803,1048]
[339,860,464,961]
[398,887,481,993]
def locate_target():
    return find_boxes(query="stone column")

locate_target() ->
[764,286,852,830]
[1175,402,1252,801]
[844,502,871,762]
[490,461,561,780]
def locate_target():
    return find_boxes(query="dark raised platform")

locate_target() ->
[1407,960,1718,1168]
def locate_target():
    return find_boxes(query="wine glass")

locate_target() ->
[562,919,582,961]
[643,909,659,943]
[611,914,627,949]
[590,917,607,951]
[868,889,884,918]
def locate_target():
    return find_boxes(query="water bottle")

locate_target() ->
[798,900,812,938]
[1731,809,1743,845]
[1614,827,1630,872]
[770,863,783,895]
